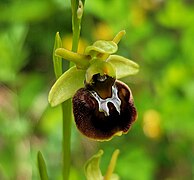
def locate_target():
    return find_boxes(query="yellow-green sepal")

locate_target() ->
[85,150,104,180]
[85,149,120,180]
[107,55,139,79]
[48,66,85,107]
[86,60,116,83]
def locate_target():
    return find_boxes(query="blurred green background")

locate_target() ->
[0,0,194,179]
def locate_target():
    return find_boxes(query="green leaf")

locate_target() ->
[37,151,49,180]
[85,150,104,180]
[53,32,62,79]
[86,60,116,83]
[48,66,85,106]
[85,40,118,57]
[107,55,139,79]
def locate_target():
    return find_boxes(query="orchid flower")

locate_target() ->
[48,30,139,141]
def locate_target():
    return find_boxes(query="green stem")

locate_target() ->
[71,0,83,52]
[71,0,84,52]
[62,1,85,180]
[62,100,72,180]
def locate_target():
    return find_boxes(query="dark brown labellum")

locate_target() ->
[72,74,137,141]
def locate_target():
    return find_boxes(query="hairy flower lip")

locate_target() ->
[72,77,137,141]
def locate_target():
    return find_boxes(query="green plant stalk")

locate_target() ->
[71,0,85,52]
[62,99,72,180]
[62,0,85,180]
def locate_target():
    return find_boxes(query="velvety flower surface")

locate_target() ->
[73,74,137,141]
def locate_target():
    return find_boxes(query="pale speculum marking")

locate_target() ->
[90,85,121,116]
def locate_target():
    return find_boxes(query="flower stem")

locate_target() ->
[71,0,85,52]
[62,100,72,180]
[62,1,85,180]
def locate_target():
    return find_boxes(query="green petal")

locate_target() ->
[85,40,118,57]
[55,48,90,69]
[107,55,139,79]
[48,66,85,107]
[85,150,104,180]
[112,30,126,44]
[86,60,116,83]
